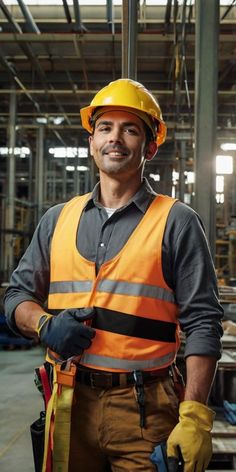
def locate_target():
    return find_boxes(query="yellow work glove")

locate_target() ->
[167,400,215,472]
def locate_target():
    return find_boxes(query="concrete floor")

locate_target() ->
[0,345,45,472]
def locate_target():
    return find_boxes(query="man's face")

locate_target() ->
[89,110,150,179]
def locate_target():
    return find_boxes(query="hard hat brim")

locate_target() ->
[80,104,166,146]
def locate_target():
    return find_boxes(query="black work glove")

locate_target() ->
[38,308,96,359]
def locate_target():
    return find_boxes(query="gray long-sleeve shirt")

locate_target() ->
[4,179,223,358]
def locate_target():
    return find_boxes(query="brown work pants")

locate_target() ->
[68,376,179,471]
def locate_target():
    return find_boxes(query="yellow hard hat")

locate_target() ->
[80,78,167,146]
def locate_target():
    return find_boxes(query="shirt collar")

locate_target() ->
[84,178,156,214]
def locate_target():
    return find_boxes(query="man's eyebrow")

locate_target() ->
[96,120,142,129]
[96,120,112,127]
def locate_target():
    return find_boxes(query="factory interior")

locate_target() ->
[0,0,236,471]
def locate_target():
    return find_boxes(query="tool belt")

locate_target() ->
[76,365,178,430]
[76,366,170,389]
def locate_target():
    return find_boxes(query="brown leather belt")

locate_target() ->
[76,366,170,389]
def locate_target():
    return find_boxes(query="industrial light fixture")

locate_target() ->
[77,165,89,171]
[185,171,195,184]
[53,117,64,125]
[50,147,77,158]
[49,147,88,158]
[149,173,160,182]
[172,171,179,184]
[36,117,48,124]
[66,165,89,171]
[220,143,236,151]
[216,194,224,204]
[216,155,233,174]
[36,116,64,125]
[216,175,224,193]
[0,146,30,157]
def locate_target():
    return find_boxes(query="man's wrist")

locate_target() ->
[35,313,53,337]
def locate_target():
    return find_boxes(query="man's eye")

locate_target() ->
[99,126,110,132]
[125,128,138,135]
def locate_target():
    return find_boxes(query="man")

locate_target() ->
[4,78,223,472]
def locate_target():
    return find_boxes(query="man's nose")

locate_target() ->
[109,127,123,142]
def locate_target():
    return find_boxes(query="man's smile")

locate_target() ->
[106,151,127,157]
[102,146,129,157]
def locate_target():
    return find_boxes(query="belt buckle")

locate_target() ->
[90,372,113,389]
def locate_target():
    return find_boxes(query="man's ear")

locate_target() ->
[88,135,94,156]
[145,141,158,161]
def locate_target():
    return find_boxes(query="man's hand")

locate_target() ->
[37,308,96,359]
[167,400,215,472]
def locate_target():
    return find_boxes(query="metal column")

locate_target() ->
[122,0,138,79]
[62,159,67,201]
[4,90,17,278]
[194,0,219,256]
[90,158,97,190]
[74,167,80,195]
[36,126,45,221]
[179,140,187,202]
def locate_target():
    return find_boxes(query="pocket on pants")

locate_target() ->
[140,378,179,443]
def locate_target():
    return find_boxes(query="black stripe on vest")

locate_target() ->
[93,308,176,343]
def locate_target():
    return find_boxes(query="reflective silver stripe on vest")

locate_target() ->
[49,280,93,294]
[97,279,175,304]
[49,279,175,303]
[81,351,175,371]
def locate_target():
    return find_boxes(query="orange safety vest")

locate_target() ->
[48,193,180,372]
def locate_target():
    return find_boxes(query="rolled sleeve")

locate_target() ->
[164,203,224,359]
[4,204,63,333]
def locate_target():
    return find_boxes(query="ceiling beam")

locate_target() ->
[0,89,235,97]
[0,32,235,43]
